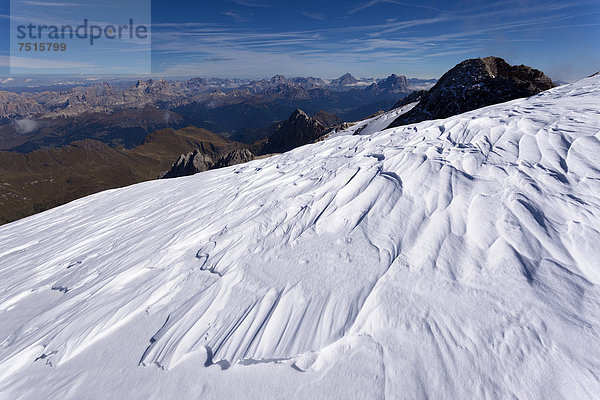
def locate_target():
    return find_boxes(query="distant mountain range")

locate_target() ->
[0,73,430,151]
[0,73,432,93]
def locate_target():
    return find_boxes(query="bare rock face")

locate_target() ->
[161,150,214,179]
[216,149,255,168]
[0,92,47,119]
[261,109,327,154]
[161,148,255,179]
[388,56,555,128]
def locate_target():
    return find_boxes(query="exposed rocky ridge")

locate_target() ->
[388,56,554,128]
[160,150,215,179]
[0,92,47,120]
[161,148,256,179]
[260,109,327,154]
[215,148,255,168]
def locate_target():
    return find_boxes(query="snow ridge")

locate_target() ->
[1,76,600,398]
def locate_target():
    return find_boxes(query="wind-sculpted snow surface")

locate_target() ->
[1,77,600,399]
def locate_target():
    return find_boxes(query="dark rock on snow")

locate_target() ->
[161,150,214,179]
[388,57,555,128]
[261,109,327,154]
[215,149,255,168]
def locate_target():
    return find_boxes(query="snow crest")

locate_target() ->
[1,76,600,398]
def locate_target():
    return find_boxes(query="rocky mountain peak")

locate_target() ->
[135,79,170,92]
[161,150,214,179]
[135,79,148,89]
[215,148,255,168]
[161,147,256,179]
[270,75,288,85]
[261,108,328,154]
[331,73,358,87]
[388,56,555,128]
[290,108,309,120]
[378,74,409,92]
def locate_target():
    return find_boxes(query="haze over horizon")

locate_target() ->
[1,0,599,82]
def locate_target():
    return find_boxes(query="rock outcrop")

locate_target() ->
[0,92,47,120]
[388,57,554,128]
[161,150,214,179]
[161,148,255,179]
[261,109,327,154]
[215,149,255,168]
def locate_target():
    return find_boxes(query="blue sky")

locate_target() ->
[5,0,150,75]
[1,0,599,80]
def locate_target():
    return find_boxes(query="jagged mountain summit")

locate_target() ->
[161,148,255,179]
[388,56,554,128]
[0,75,599,399]
[214,148,255,169]
[261,109,328,154]
[372,74,410,93]
[160,150,215,179]
[161,109,339,179]
[329,73,359,87]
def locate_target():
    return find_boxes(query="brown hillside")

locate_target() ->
[0,126,241,225]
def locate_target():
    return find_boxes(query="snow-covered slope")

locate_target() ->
[332,101,418,137]
[1,76,600,399]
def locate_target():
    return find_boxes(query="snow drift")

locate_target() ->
[1,76,599,399]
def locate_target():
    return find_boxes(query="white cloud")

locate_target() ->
[15,119,39,134]
[229,0,276,7]
[222,10,247,21]
[22,1,82,6]
[347,0,443,15]
[0,55,95,69]
[302,12,326,21]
